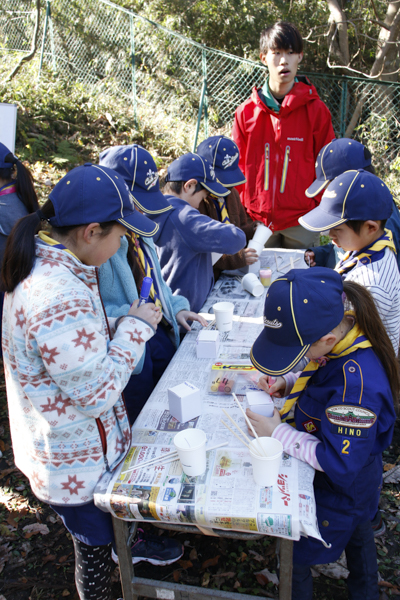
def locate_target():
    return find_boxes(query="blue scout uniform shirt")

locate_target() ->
[293,346,395,565]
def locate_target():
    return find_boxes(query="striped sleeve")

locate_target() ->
[272,423,323,471]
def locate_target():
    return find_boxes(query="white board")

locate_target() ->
[0,103,18,154]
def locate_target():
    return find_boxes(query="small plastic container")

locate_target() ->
[259,269,272,287]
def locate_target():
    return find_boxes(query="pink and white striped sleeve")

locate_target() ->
[272,423,324,471]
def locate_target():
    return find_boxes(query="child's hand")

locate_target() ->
[246,408,282,437]
[304,251,316,267]
[258,375,286,398]
[128,299,162,329]
[176,310,208,331]
[244,247,259,265]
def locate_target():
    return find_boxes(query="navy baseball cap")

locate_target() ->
[250,268,344,376]
[196,136,246,187]
[49,163,158,236]
[166,152,229,197]
[0,142,16,169]
[306,138,371,198]
[299,169,393,233]
[99,144,172,215]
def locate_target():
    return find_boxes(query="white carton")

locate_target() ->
[196,330,220,359]
[246,390,275,417]
[168,381,203,423]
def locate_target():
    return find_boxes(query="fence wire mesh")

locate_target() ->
[1,0,400,175]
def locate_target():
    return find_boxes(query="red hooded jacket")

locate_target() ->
[232,78,335,232]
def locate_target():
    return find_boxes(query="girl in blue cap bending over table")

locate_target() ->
[98,144,207,423]
[248,267,398,600]
[1,163,183,600]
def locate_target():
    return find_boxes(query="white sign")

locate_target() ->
[0,103,18,154]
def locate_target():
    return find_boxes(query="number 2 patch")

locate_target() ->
[342,439,350,455]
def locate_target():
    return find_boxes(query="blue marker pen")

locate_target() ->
[138,276,153,306]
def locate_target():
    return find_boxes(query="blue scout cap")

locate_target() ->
[196,136,246,187]
[300,169,393,232]
[306,138,371,198]
[0,142,16,169]
[49,163,158,236]
[99,144,172,215]
[250,268,344,376]
[166,152,229,197]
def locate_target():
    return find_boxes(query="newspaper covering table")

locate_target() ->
[94,250,327,546]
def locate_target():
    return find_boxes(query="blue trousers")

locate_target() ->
[292,520,379,600]
[123,322,175,423]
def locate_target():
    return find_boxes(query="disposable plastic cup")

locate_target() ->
[249,437,283,487]
[253,223,273,246]
[174,428,207,476]
[259,268,272,287]
[242,273,264,297]
[213,301,234,332]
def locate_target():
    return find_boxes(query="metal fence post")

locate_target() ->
[340,79,348,138]
[38,0,51,81]
[193,47,208,151]
[130,14,138,128]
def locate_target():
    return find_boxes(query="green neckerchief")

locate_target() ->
[259,76,298,114]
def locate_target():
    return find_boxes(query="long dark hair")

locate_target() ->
[343,280,400,407]
[2,199,114,293]
[1,152,39,213]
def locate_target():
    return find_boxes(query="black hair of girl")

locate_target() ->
[2,152,39,213]
[162,180,203,195]
[1,199,115,293]
[343,280,400,407]
[260,22,303,55]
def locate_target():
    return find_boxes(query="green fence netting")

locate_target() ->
[1,0,400,174]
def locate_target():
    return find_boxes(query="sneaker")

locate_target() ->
[112,528,183,566]
[371,510,386,538]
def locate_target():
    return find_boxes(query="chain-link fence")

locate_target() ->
[1,0,400,174]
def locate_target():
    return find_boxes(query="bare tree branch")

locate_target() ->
[2,0,41,84]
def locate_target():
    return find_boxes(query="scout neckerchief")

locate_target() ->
[130,233,163,310]
[335,228,396,276]
[0,183,17,197]
[210,194,230,224]
[37,230,80,260]
[279,320,372,426]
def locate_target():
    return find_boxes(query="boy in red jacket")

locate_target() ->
[232,21,335,249]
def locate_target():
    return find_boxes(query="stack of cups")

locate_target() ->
[248,224,273,255]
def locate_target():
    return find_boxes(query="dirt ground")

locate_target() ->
[1,358,400,600]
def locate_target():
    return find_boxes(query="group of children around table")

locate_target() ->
[1,18,399,600]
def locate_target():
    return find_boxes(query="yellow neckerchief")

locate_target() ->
[210,193,230,224]
[335,228,396,275]
[38,230,80,260]
[130,232,162,310]
[279,319,372,426]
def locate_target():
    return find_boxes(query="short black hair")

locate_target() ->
[163,180,203,195]
[260,22,303,55]
[346,219,387,234]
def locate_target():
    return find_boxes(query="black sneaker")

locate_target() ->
[371,510,386,538]
[112,528,183,566]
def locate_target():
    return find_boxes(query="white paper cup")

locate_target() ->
[253,223,273,246]
[174,429,207,476]
[248,259,261,274]
[249,437,283,487]
[213,301,234,332]
[242,273,264,297]
[247,239,264,255]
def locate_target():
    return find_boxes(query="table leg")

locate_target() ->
[112,516,137,600]
[279,539,293,600]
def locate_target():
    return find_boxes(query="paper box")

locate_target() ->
[246,390,274,417]
[196,330,220,359]
[168,381,203,423]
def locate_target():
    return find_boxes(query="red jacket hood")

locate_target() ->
[250,78,321,115]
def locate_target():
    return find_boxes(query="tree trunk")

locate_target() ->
[327,0,350,67]
[3,0,41,83]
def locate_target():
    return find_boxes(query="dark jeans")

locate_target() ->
[292,520,379,600]
[123,322,175,423]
